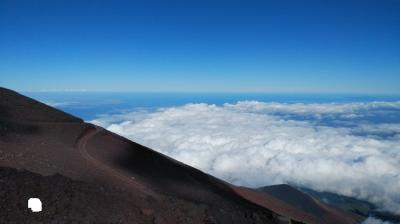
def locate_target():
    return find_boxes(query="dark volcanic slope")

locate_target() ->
[260,185,326,216]
[0,88,81,122]
[0,167,147,224]
[256,185,363,224]
[0,87,360,224]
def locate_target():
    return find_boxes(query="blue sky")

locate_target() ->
[1,0,399,93]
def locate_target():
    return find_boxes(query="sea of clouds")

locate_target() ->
[91,101,400,214]
[363,217,394,224]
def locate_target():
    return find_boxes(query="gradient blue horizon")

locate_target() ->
[24,91,400,120]
[1,0,400,93]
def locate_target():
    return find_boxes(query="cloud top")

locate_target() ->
[91,101,400,214]
[362,217,394,224]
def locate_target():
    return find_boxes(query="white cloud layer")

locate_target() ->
[362,217,394,224]
[91,101,400,214]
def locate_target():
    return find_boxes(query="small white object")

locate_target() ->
[28,198,42,212]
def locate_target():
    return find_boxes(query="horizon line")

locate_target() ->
[17,90,400,96]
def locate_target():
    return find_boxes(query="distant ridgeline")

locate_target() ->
[299,187,400,223]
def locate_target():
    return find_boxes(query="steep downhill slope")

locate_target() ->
[256,185,363,224]
[0,87,360,224]
[259,185,326,216]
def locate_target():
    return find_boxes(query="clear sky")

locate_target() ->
[1,0,399,93]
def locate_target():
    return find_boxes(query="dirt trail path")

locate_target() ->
[76,126,153,195]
